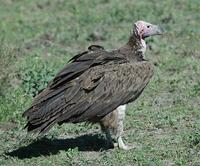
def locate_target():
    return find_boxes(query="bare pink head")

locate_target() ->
[134,20,163,39]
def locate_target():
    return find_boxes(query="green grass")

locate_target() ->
[0,0,200,165]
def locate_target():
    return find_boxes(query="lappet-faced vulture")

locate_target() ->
[23,21,163,150]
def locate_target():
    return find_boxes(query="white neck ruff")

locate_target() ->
[138,39,146,56]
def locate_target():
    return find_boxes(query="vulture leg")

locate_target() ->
[100,105,135,150]
[100,123,114,148]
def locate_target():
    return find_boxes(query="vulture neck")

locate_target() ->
[119,34,147,62]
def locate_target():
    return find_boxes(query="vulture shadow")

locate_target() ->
[6,134,111,159]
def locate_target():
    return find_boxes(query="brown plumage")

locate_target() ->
[23,21,163,150]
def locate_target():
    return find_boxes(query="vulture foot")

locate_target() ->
[100,105,134,150]
[115,136,136,150]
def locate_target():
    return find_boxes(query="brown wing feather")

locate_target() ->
[69,44,104,62]
[23,49,126,133]
[69,61,154,122]
[23,48,153,134]
[25,62,153,135]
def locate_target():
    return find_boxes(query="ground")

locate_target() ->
[0,0,200,165]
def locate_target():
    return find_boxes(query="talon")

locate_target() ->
[114,142,118,147]
[117,136,136,150]
[120,144,136,150]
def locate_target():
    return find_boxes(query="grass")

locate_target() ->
[0,0,200,165]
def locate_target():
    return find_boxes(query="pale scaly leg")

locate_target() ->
[100,104,136,150]
[114,105,136,150]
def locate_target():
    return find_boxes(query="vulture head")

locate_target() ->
[134,20,163,39]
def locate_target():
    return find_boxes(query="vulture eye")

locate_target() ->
[147,25,150,28]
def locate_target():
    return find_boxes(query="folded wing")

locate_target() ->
[23,47,153,134]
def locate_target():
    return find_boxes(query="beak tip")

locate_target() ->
[158,26,164,35]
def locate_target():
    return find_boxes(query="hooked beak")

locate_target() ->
[143,24,164,38]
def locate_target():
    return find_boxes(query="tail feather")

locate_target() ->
[23,83,81,133]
